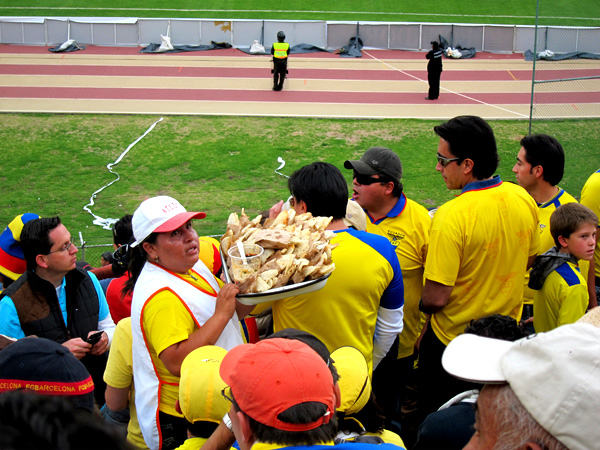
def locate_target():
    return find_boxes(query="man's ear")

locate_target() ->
[462,158,474,175]
[525,443,544,450]
[297,200,308,214]
[334,383,342,409]
[36,254,49,269]
[532,165,544,180]
[384,181,395,196]
[236,410,254,445]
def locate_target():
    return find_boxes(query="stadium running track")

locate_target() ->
[1,44,599,119]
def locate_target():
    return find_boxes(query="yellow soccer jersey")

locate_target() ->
[425,176,539,345]
[522,188,581,305]
[533,261,588,333]
[365,194,431,359]
[581,170,600,278]
[271,229,404,373]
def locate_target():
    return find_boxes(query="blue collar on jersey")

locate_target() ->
[461,175,502,194]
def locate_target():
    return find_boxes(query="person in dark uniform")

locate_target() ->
[271,31,290,91]
[425,41,443,100]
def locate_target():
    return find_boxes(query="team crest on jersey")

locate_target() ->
[387,230,405,245]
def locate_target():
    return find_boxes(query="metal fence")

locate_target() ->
[1,16,599,55]
[528,2,600,128]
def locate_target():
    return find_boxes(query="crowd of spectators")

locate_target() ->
[0,115,598,450]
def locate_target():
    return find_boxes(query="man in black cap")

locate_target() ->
[344,148,431,439]
[271,31,290,91]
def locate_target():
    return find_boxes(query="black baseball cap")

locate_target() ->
[344,147,403,183]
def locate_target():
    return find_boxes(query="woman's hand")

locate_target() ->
[214,283,239,320]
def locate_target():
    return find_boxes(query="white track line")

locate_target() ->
[0,7,597,21]
[362,50,529,118]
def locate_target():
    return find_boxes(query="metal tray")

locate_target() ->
[220,248,332,305]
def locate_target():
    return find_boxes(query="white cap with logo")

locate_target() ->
[131,196,206,247]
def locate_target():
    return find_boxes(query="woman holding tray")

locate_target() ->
[124,195,251,450]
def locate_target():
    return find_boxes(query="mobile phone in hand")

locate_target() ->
[85,331,103,346]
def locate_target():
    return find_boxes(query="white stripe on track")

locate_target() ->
[362,50,529,118]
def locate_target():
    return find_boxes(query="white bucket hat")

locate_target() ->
[131,196,206,247]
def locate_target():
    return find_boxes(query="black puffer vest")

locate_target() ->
[1,268,107,403]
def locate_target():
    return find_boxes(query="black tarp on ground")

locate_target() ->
[49,40,86,52]
[524,50,600,61]
[337,36,363,58]
[439,35,476,59]
[237,43,333,55]
[139,41,232,53]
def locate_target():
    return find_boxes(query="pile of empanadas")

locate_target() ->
[221,209,337,294]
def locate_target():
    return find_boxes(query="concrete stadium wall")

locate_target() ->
[1,17,599,54]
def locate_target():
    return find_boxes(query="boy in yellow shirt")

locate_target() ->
[530,203,598,332]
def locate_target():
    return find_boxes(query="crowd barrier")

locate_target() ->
[1,17,599,54]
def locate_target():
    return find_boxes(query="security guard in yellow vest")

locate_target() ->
[271,31,290,91]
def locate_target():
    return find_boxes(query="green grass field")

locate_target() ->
[2,114,600,250]
[1,1,599,26]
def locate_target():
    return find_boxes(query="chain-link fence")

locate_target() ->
[529,1,600,129]
[76,239,113,268]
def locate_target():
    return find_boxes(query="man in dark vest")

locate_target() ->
[0,216,115,404]
[425,41,443,100]
[271,31,290,91]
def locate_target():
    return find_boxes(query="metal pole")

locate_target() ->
[528,0,540,134]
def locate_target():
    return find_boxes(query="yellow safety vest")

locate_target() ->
[273,42,290,59]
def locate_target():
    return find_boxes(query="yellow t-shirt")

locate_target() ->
[425,177,539,345]
[271,229,404,374]
[533,261,588,332]
[103,318,149,450]
[365,194,430,359]
[142,273,218,416]
[581,170,600,278]
[522,188,587,304]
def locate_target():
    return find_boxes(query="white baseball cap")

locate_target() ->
[131,196,206,247]
[442,323,600,450]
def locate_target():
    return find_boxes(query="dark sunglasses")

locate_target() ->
[436,153,462,168]
[221,386,234,403]
[353,171,390,186]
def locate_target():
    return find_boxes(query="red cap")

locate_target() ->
[220,338,336,432]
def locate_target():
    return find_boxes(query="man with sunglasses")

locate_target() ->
[0,216,115,404]
[344,147,431,436]
[418,116,540,419]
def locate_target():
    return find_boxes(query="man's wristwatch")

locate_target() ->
[223,413,233,432]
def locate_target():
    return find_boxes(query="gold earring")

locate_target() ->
[155,256,159,263]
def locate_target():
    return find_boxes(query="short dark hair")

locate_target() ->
[519,134,565,186]
[288,162,348,220]
[465,314,529,340]
[20,217,62,271]
[231,395,338,446]
[434,116,499,180]
[112,214,133,247]
[550,203,598,247]
[0,390,130,450]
